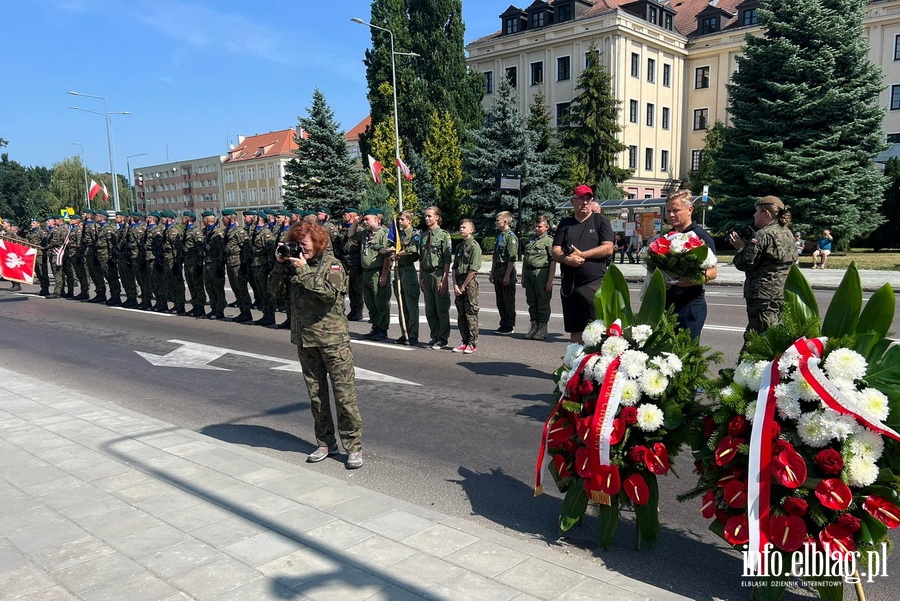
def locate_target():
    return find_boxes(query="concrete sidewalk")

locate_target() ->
[0,367,689,601]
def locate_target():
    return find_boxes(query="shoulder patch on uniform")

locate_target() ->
[330,264,341,270]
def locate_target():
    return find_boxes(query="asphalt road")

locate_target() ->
[2,278,899,601]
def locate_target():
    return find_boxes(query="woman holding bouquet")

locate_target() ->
[663,189,717,339]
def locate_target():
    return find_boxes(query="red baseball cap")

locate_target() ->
[573,184,593,198]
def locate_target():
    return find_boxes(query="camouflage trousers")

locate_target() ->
[184,260,205,309]
[62,255,75,293]
[493,266,517,330]
[118,255,138,300]
[252,263,275,313]
[149,261,166,304]
[296,343,362,453]
[227,264,252,311]
[454,274,479,346]
[164,259,186,308]
[34,255,49,293]
[361,268,391,331]
[48,255,63,295]
[74,256,89,293]
[523,266,552,323]
[102,257,121,299]
[203,262,226,313]
[422,269,451,343]
[135,260,151,303]
[392,265,419,340]
[87,255,105,295]
[346,264,364,318]
[743,298,783,347]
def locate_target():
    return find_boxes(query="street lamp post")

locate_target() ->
[71,142,90,210]
[67,91,130,212]
[351,18,418,214]
[126,153,147,212]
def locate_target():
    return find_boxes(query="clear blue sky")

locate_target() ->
[0,0,501,172]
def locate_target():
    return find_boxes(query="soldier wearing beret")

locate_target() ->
[222,209,253,322]
[163,211,187,314]
[60,214,81,298]
[201,210,226,319]
[143,212,166,310]
[391,210,420,345]
[25,218,49,295]
[273,211,293,328]
[117,212,139,308]
[82,210,100,300]
[242,210,262,309]
[250,212,276,325]
[44,215,67,299]
[181,212,207,316]
[336,207,364,321]
[354,208,392,341]
[130,212,151,309]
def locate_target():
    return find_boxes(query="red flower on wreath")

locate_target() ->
[819,523,856,560]
[547,419,574,449]
[649,237,671,255]
[863,496,900,529]
[727,416,749,437]
[620,406,638,425]
[783,497,808,517]
[714,436,744,466]
[834,514,861,536]
[596,463,621,495]
[701,490,716,518]
[550,454,572,480]
[609,418,626,445]
[769,514,807,552]
[724,514,749,545]
[772,449,807,489]
[575,447,593,478]
[684,235,704,250]
[814,448,844,476]
[624,473,650,505]
[723,480,747,508]
[815,479,852,511]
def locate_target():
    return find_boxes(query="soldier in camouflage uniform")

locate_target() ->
[129,213,151,309]
[181,211,206,317]
[250,212,276,326]
[418,206,453,349]
[522,215,556,341]
[61,214,80,298]
[144,212,166,311]
[729,195,798,349]
[336,208,364,321]
[25,218,49,295]
[45,215,67,299]
[221,209,253,322]
[268,221,363,469]
[94,212,121,306]
[70,213,90,300]
[391,210,420,345]
[272,210,293,329]
[201,210,226,319]
[162,210,187,315]
[451,219,482,354]
[242,210,261,308]
[490,211,518,335]
[117,212,139,308]
[355,208,391,341]
[83,210,103,302]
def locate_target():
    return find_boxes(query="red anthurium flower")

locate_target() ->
[724,480,747,509]
[717,470,743,488]
[772,439,795,456]
[642,444,669,475]
[834,514,861,536]
[772,450,807,489]
[575,417,591,444]
[770,422,782,440]
[619,406,638,425]
[814,449,844,476]
[819,524,856,561]
[629,445,648,463]
[583,396,597,414]
[863,496,900,529]
[728,416,749,437]
[563,439,578,455]
[596,463,621,495]
[701,490,717,519]
[574,446,593,478]
[815,479,853,511]
[769,515,807,552]
[714,436,744,466]
[623,473,650,505]
[547,419,575,449]
[703,417,716,438]
[724,515,750,545]
[715,509,731,525]
[783,497,808,517]
[652,443,669,470]
[649,237,671,255]
[684,235,704,250]
[609,418,626,446]
[551,453,572,480]
[578,379,594,396]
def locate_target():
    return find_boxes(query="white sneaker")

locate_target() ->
[452,343,467,353]
[463,344,477,354]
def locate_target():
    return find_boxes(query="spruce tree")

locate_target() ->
[464,78,566,233]
[283,89,364,213]
[560,44,632,185]
[709,0,885,245]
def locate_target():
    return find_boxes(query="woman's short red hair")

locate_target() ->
[285,222,330,256]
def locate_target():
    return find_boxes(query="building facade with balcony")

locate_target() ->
[134,155,223,215]
[221,129,299,212]
[467,0,900,199]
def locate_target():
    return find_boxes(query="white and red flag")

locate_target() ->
[88,179,103,200]
[0,237,37,285]
[397,157,413,180]
[367,155,383,184]
[101,182,109,201]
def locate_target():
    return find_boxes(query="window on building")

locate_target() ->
[648,6,658,25]
[248,168,255,180]
[661,150,670,172]
[506,66,517,88]
[888,133,900,144]
[249,188,257,202]
[268,165,274,179]
[531,11,544,29]
[646,103,655,127]
[645,148,654,171]
[240,189,246,203]
[261,188,267,201]
[531,61,544,85]
[891,85,900,110]
[557,2,573,22]
[629,100,639,123]
[693,108,709,130]
[557,56,571,81]
[505,17,520,35]
[700,16,718,34]
[647,58,656,83]
[894,36,900,61]
[628,145,638,169]
[662,107,670,130]
[270,187,275,201]
[742,8,758,26]
[485,71,494,94]
[663,63,671,87]
[225,170,235,184]
[695,66,710,89]
[631,53,640,77]
[238,169,245,181]
[691,149,704,171]
[556,102,572,126]
[664,13,674,30]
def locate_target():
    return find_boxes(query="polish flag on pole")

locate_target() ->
[0,237,37,285]
[397,157,413,180]
[88,179,103,200]
[367,155,383,184]
[101,182,109,201]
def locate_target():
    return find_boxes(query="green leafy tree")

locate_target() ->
[687,120,725,197]
[50,157,88,211]
[423,110,466,225]
[709,0,886,246]
[283,89,364,213]
[463,78,566,234]
[560,44,632,185]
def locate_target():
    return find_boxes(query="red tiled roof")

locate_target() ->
[345,116,371,142]
[224,129,298,163]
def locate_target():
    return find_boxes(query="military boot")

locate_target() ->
[533,322,548,341]
[89,294,107,304]
[171,305,187,315]
[10,283,22,291]
[188,306,204,317]
[121,297,138,308]
[233,310,253,323]
[277,317,292,330]
[106,297,122,307]
[73,292,89,301]
[524,320,538,340]
[255,312,276,326]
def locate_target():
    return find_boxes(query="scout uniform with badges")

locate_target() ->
[522,226,554,340]
[418,220,453,349]
[392,220,420,345]
[492,225,518,334]
[452,232,482,353]
[358,208,391,341]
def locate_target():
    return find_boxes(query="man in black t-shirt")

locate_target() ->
[551,185,614,342]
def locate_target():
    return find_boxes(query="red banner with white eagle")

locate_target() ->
[0,236,37,285]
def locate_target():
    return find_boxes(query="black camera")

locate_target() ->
[564,244,576,256]
[738,224,755,241]
[277,242,301,259]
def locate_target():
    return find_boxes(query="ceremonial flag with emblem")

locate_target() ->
[0,237,36,284]
[88,179,103,200]
[367,155,383,184]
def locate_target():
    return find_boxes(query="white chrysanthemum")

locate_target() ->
[636,404,665,431]
[846,455,880,488]
[745,401,757,423]
[855,388,890,422]
[601,336,630,358]
[700,251,717,270]
[587,355,613,383]
[640,368,669,398]
[557,369,570,393]
[620,380,642,406]
[795,376,822,402]
[631,324,653,347]
[650,352,683,378]
[829,378,858,398]
[563,344,583,369]
[774,383,796,402]
[719,385,738,401]
[776,396,803,421]
[746,361,770,392]
[619,350,649,379]
[582,320,607,348]
[797,412,833,448]
[778,353,801,378]
[846,430,884,462]
[734,362,755,388]
[824,348,868,382]
[670,237,686,254]
[820,409,859,442]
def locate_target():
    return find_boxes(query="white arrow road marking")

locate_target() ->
[136,339,419,386]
